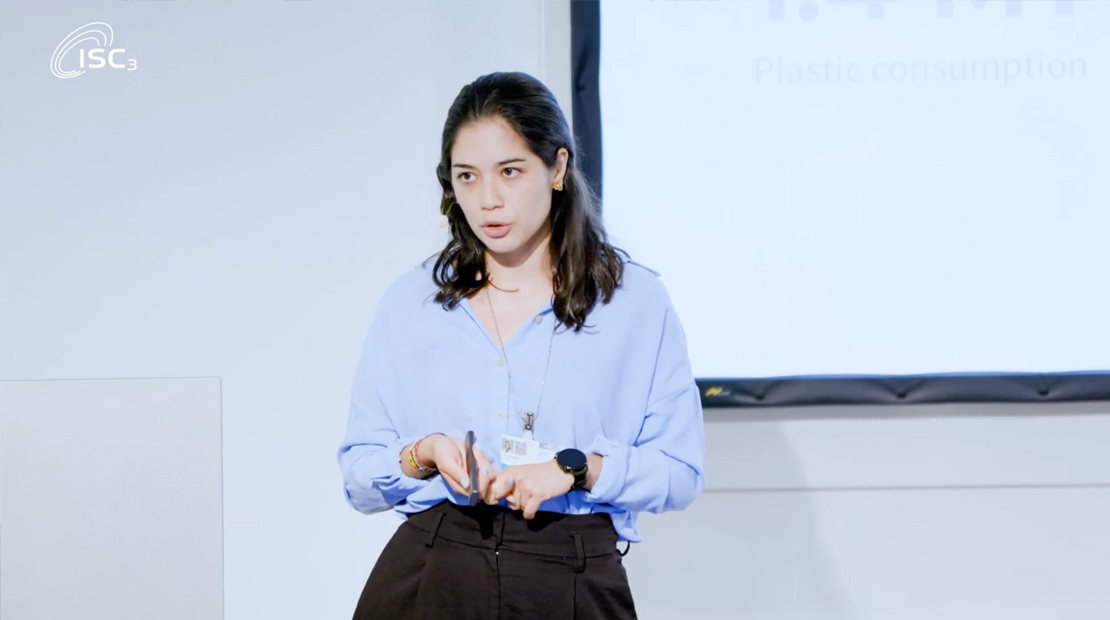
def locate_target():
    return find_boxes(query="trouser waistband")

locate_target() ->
[404,501,619,570]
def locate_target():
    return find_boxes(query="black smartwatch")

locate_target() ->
[555,448,588,491]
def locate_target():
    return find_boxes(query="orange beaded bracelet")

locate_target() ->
[407,434,440,473]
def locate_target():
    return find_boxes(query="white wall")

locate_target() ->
[626,403,1110,620]
[0,2,571,619]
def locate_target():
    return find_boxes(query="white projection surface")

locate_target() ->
[600,0,1109,380]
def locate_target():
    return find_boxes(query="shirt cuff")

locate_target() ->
[364,435,431,497]
[582,435,630,505]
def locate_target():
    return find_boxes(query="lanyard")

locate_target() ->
[486,287,555,440]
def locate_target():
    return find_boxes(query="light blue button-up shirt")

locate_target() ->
[337,258,705,543]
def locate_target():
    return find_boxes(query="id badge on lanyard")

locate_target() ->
[499,434,558,468]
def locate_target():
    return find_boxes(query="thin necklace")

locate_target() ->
[486,286,556,440]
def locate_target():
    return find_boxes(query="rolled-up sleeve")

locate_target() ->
[583,297,706,514]
[337,298,430,514]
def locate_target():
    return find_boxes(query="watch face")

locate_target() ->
[558,449,587,471]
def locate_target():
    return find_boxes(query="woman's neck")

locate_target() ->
[484,234,553,294]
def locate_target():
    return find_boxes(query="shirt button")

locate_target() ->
[497,358,505,366]
[497,411,505,420]
[534,315,543,324]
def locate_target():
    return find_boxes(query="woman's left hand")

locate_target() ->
[485,461,574,519]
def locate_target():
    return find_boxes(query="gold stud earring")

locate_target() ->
[553,179,564,191]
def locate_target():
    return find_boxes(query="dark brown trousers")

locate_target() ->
[351,501,638,619]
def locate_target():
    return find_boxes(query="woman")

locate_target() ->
[337,71,705,619]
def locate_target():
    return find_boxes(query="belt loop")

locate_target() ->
[571,532,585,573]
[618,540,630,557]
[425,512,445,548]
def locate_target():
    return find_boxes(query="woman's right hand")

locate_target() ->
[420,434,492,500]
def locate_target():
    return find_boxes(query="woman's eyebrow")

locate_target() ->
[452,157,528,169]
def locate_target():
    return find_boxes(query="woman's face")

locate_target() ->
[449,117,567,264]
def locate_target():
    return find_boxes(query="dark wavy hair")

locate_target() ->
[432,71,626,331]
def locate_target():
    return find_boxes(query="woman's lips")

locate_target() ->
[481,223,512,239]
